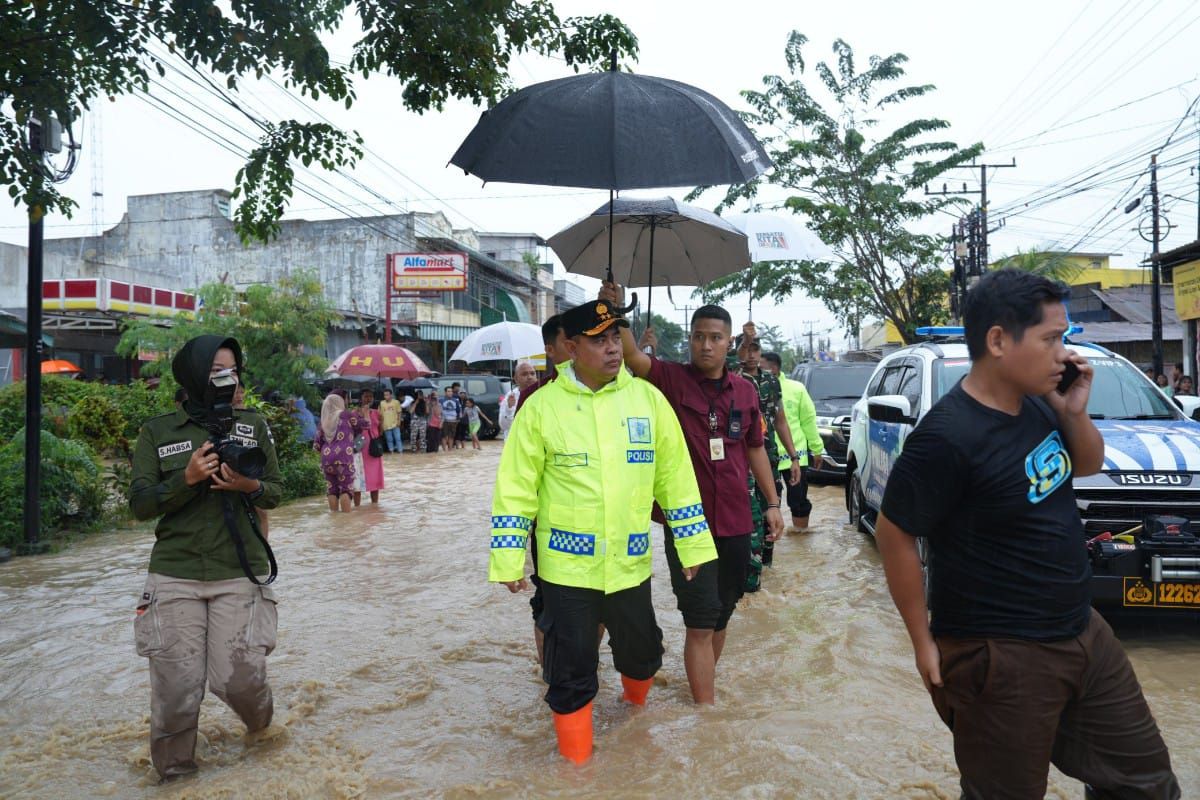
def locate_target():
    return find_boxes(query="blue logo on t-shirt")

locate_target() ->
[1025,431,1072,503]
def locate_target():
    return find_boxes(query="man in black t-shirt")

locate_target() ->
[876,269,1178,800]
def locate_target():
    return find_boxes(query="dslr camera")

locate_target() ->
[203,369,267,480]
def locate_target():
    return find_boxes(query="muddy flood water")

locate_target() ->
[1,443,1197,799]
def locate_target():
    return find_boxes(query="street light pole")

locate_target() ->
[23,122,48,554]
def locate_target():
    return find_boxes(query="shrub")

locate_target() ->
[279,449,325,500]
[0,376,106,442]
[68,395,127,456]
[105,380,173,451]
[0,428,107,550]
[254,401,323,500]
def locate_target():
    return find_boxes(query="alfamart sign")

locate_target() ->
[388,252,468,292]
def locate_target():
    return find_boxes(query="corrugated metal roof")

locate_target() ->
[1088,286,1179,325]
[418,322,479,341]
[1075,321,1183,344]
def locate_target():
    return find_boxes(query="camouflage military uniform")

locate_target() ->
[739,367,783,590]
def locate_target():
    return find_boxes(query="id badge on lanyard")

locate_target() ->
[709,437,725,461]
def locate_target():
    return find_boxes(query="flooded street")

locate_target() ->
[1,443,1197,799]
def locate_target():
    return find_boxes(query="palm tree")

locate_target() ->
[992,249,1081,283]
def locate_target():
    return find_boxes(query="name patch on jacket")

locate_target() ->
[627,449,654,463]
[627,417,652,444]
[553,452,588,467]
[230,422,258,447]
[158,440,194,459]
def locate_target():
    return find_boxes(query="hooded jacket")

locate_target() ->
[129,336,282,581]
[489,362,716,593]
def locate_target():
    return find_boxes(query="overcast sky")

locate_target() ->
[4,0,1199,350]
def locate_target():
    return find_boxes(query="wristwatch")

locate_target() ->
[247,481,265,501]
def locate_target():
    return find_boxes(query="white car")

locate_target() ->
[846,331,1200,612]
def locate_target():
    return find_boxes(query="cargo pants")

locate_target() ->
[931,609,1179,800]
[135,573,278,779]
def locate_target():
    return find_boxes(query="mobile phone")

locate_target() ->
[1057,361,1081,394]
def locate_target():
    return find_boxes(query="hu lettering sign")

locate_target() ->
[389,252,468,292]
[348,355,408,368]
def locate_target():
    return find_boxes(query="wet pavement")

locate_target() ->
[1,443,1196,798]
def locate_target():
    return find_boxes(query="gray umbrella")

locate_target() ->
[549,197,750,319]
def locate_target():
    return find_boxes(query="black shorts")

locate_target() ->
[664,529,751,632]
[786,466,812,519]
[455,419,469,441]
[538,578,664,714]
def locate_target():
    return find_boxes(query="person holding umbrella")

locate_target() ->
[489,300,716,764]
[599,282,782,705]
[735,324,803,585]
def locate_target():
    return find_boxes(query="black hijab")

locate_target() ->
[172,335,244,426]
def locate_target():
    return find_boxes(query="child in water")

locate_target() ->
[463,397,493,451]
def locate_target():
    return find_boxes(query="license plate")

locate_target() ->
[1122,578,1200,609]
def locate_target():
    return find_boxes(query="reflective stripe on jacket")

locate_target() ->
[777,377,822,470]
[489,362,717,593]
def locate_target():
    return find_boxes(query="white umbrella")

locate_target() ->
[724,212,834,263]
[450,321,544,363]
[723,212,837,319]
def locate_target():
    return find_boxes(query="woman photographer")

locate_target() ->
[128,335,283,782]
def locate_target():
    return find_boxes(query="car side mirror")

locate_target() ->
[868,395,915,425]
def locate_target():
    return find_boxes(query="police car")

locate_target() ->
[845,329,1200,612]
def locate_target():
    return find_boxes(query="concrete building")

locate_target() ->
[1,189,550,381]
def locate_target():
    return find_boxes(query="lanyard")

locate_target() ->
[699,377,734,434]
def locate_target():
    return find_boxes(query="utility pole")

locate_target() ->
[23,117,58,554]
[1150,153,1163,379]
[926,158,1017,273]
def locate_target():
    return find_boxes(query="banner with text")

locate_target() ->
[1173,260,1200,321]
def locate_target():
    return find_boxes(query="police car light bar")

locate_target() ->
[915,325,1084,338]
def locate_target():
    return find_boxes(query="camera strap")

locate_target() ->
[220,493,278,585]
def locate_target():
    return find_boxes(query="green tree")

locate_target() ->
[630,312,687,362]
[993,249,1081,283]
[693,33,981,344]
[2,1,637,239]
[116,269,338,400]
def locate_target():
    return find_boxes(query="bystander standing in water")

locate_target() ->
[875,269,1178,799]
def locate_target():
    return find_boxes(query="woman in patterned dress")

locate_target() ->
[315,393,358,512]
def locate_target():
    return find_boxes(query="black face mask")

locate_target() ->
[172,335,244,427]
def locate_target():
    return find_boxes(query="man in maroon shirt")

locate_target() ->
[600,282,784,704]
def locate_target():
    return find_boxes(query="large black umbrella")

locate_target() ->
[450,56,770,296]
[549,197,750,319]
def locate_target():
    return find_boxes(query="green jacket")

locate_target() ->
[129,408,282,581]
[489,362,717,593]
[777,377,823,470]
[740,368,783,465]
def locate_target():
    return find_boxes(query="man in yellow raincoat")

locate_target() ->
[489,300,717,764]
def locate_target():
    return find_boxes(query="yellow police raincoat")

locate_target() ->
[489,363,717,593]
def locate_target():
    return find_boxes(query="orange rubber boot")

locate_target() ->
[552,701,593,764]
[621,675,653,706]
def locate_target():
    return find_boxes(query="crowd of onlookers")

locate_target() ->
[1145,362,1195,397]
[287,381,494,511]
